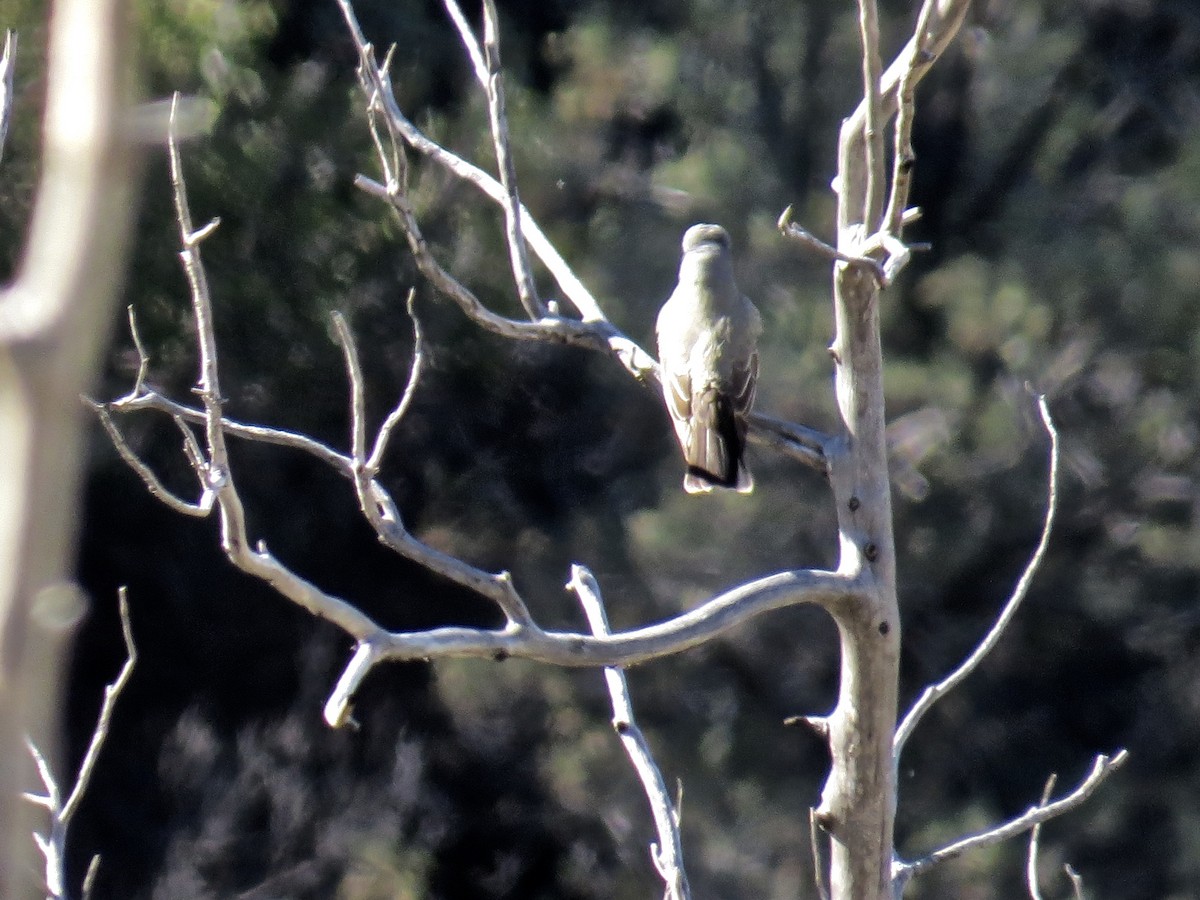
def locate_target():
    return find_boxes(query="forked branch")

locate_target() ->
[894,751,1129,890]
[24,589,137,899]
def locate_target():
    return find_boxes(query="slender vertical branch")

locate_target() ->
[568,565,690,900]
[366,289,425,476]
[442,0,544,319]
[1027,775,1056,900]
[883,0,938,235]
[24,589,137,899]
[895,394,1059,759]
[856,0,886,229]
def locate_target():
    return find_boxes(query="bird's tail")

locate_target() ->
[683,394,752,493]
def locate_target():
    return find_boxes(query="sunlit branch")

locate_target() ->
[332,310,535,627]
[367,568,860,668]
[777,204,886,284]
[894,393,1059,759]
[839,0,971,238]
[443,0,544,318]
[335,0,603,324]
[569,565,690,900]
[895,752,1129,887]
[856,0,886,229]
[106,390,354,474]
[163,95,384,642]
[88,400,214,517]
[883,0,939,236]
[1026,775,1056,900]
[366,288,424,476]
[24,589,137,899]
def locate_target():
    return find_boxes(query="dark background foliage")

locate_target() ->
[1,0,1197,896]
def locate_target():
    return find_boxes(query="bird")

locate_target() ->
[656,223,762,494]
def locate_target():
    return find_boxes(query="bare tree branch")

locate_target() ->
[894,393,1059,759]
[443,0,544,318]
[882,0,938,236]
[331,310,536,628]
[568,565,690,900]
[897,751,1129,885]
[23,588,137,899]
[104,389,354,474]
[855,0,886,229]
[97,109,865,733]
[777,205,886,285]
[161,95,383,642]
[839,0,971,239]
[335,0,602,322]
[1027,775,1057,900]
[88,400,214,517]
[366,289,424,476]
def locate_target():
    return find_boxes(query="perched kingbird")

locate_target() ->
[656,224,762,493]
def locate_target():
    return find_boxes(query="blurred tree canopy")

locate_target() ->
[0,0,1195,896]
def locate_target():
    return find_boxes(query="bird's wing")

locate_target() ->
[728,348,758,421]
[661,362,693,438]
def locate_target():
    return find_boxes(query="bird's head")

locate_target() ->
[682,223,731,255]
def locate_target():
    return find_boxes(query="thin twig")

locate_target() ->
[440,0,543,316]
[899,752,1129,882]
[441,0,487,84]
[338,0,589,321]
[568,565,690,900]
[88,400,214,516]
[366,288,425,475]
[352,174,593,347]
[81,855,102,900]
[62,589,137,822]
[476,0,544,317]
[777,205,886,285]
[883,0,938,236]
[167,93,384,641]
[332,311,536,627]
[895,393,1060,758]
[24,588,138,899]
[125,304,150,396]
[1027,774,1057,900]
[106,390,354,474]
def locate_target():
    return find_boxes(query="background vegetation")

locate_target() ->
[1,0,1196,896]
